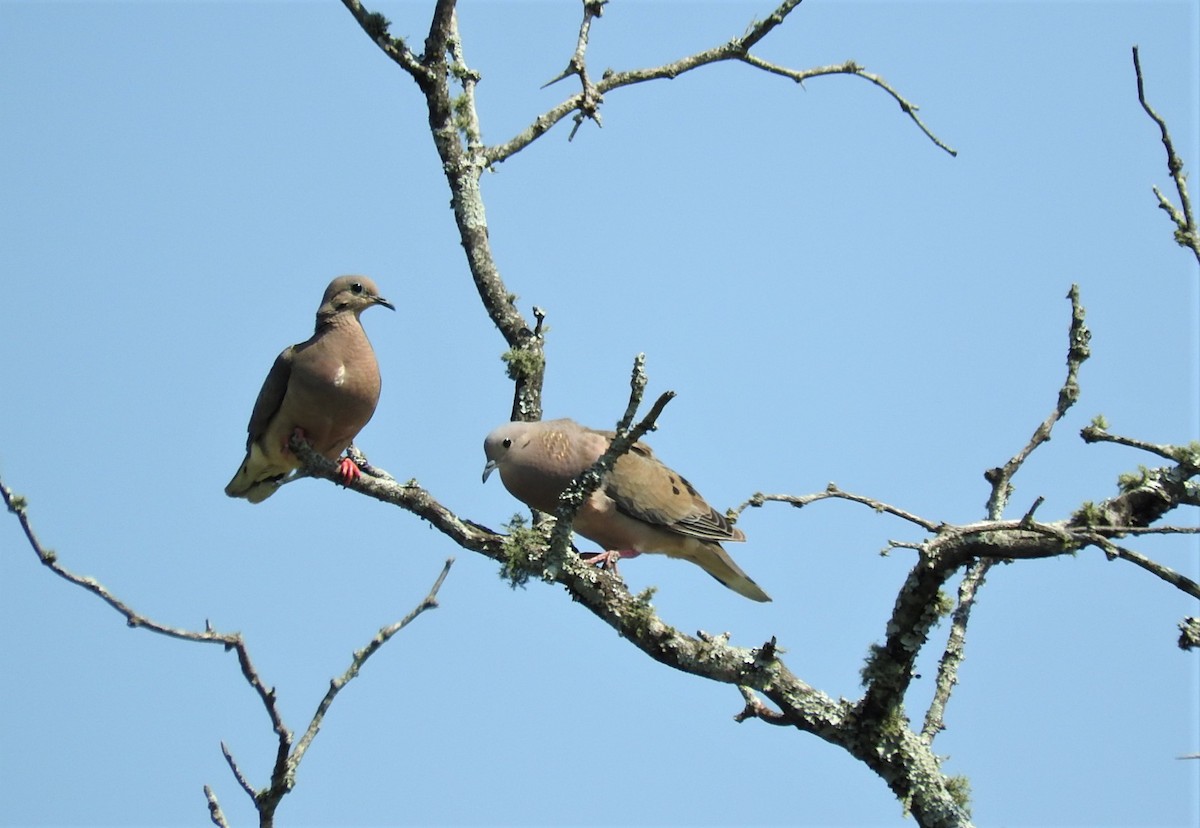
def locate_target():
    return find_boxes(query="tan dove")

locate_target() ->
[482,418,770,602]
[225,275,394,503]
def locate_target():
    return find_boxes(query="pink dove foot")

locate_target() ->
[337,456,362,486]
[580,549,641,578]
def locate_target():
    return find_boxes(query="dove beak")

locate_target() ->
[482,460,498,484]
[375,295,396,311]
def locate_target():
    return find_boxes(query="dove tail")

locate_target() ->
[225,472,282,503]
[224,447,286,503]
[690,541,772,602]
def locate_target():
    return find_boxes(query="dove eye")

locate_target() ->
[350,282,364,294]
[502,438,512,448]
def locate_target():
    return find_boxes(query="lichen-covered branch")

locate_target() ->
[1081,422,1200,470]
[302,10,1193,828]
[1132,45,1199,264]
[921,558,994,742]
[547,354,676,572]
[338,0,429,81]
[289,319,1191,828]
[341,0,544,421]
[984,284,1091,519]
[1180,617,1200,651]
[204,785,229,828]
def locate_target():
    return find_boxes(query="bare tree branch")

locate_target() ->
[287,558,453,783]
[219,740,257,804]
[1069,461,1199,531]
[1083,537,1200,599]
[338,0,429,81]
[424,0,458,70]
[922,559,994,742]
[740,54,958,156]
[445,10,484,151]
[1081,422,1200,469]
[14,9,1194,828]
[857,287,1152,735]
[984,284,1091,519]
[203,785,229,828]
[542,0,608,139]
[483,0,955,164]
[282,277,1191,828]
[2,483,242,644]
[1,480,299,775]
[2,477,454,828]
[737,483,942,533]
[545,354,674,579]
[290,439,508,562]
[1132,45,1200,264]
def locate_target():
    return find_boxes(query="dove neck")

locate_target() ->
[314,309,363,333]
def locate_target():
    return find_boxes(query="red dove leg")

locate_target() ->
[481,418,770,600]
[224,276,394,504]
[337,455,362,486]
[580,549,640,578]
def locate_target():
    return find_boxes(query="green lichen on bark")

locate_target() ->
[945,774,973,814]
[501,347,545,381]
[498,514,543,589]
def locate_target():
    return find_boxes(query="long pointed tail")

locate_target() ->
[687,541,772,602]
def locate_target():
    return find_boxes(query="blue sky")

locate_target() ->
[1,1,1197,826]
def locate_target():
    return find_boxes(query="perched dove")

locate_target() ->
[225,275,394,503]
[482,418,770,602]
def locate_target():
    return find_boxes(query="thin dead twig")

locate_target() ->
[738,484,941,533]
[1132,45,1199,264]
[548,354,676,569]
[288,558,454,781]
[984,285,1091,519]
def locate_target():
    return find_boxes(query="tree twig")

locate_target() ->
[203,785,229,828]
[547,354,675,573]
[734,684,793,726]
[542,0,608,139]
[3,477,455,827]
[287,558,454,783]
[1080,423,1200,469]
[219,741,257,803]
[741,55,957,156]
[1132,45,1199,264]
[483,0,955,164]
[1083,536,1200,599]
[921,558,994,742]
[738,483,942,533]
[984,285,1091,518]
[338,0,429,81]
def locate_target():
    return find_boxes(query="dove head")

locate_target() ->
[317,275,395,321]
[482,419,589,516]
[482,421,531,484]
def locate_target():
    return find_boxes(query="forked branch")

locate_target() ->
[487,0,956,163]
[984,284,1091,519]
[1,478,452,828]
[1133,45,1199,264]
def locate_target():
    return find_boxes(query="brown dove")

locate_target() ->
[225,275,394,503]
[482,418,770,602]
